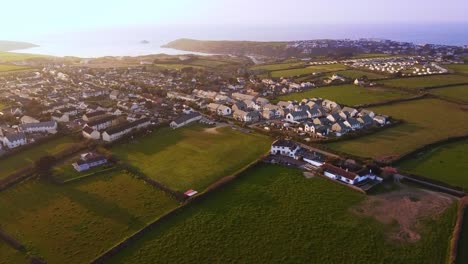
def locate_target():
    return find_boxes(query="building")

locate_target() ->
[52,112,70,123]
[322,164,363,185]
[233,110,260,123]
[85,115,118,131]
[170,112,202,129]
[102,118,151,142]
[82,126,101,140]
[207,103,232,116]
[20,115,40,124]
[72,152,108,172]
[285,111,308,122]
[20,121,57,134]
[82,110,107,121]
[2,132,27,149]
[270,139,301,158]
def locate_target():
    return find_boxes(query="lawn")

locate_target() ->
[270,64,347,78]
[397,140,468,190]
[430,85,468,103]
[0,136,79,179]
[0,240,29,264]
[380,74,468,89]
[0,170,179,264]
[337,70,387,80]
[447,64,468,75]
[278,84,411,106]
[111,124,271,192]
[0,51,50,62]
[0,64,31,72]
[250,62,305,71]
[327,99,468,158]
[108,164,456,264]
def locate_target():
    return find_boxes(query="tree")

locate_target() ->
[35,155,56,179]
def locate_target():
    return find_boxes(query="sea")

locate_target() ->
[11,23,468,58]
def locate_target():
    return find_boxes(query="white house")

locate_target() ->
[86,115,117,131]
[322,164,362,185]
[233,110,260,123]
[270,139,301,158]
[20,115,40,124]
[52,112,70,123]
[20,121,57,134]
[102,118,151,142]
[207,103,232,116]
[2,132,27,149]
[170,112,202,129]
[72,152,107,172]
[82,126,101,140]
[285,111,308,123]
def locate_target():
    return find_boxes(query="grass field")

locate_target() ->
[327,99,468,158]
[430,85,468,103]
[0,51,50,62]
[397,140,468,189]
[456,209,468,264]
[0,136,79,179]
[0,170,179,264]
[0,64,30,72]
[0,240,29,264]
[337,70,387,80]
[270,64,347,78]
[111,124,271,192]
[447,64,468,75]
[380,74,468,89]
[250,62,305,71]
[352,53,395,59]
[153,64,204,70]
[52,155,115,182]
[278,84,411,106]
[108,164,456,264]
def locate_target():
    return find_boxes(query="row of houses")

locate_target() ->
[82,117,151,142]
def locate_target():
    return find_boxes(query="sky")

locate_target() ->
[1,0,467,40]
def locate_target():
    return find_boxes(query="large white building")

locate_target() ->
[170,112,202,129]
[20,121,57,134]
[2,132,27,149]
[270,139,301,158]
[102,118,151,142]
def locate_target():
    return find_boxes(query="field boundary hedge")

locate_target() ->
[60,167,119,184]
[90,152,269,264]
[449,197,468,264]
[354,94,427,108]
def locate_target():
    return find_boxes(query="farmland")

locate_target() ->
[153,63,204,70]
[397,140,468,190]
[270,64,347,78]
[326,99,468,158]
[111,124,271,192]
[337,69,387,80]
[250,62,305,71]
[108,164,456,264]
[447,64,468,75]
[0,136,79,179]
[0,64,31,72]
[429,85,468,103]
[379,74,468,89]
[278,84,411,106]
[0,170,179,264]
[0,240,29,264]
[0,51,49,62]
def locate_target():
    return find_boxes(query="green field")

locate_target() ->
[0,64,30,72]
[153,64,204,70]
[250,62,305,71]
[398,140,468,189]
[111,124,271,192]
[0,51,50,62]
[108,164,456,264]
[430,85,468,103]
[0,240,29,264]
[456,209,468,264]
[270,64,347,78]
[447,64,468,75]
[327,99,468,158]
[380,74,468,89]
[0,170,179,264]
[337,70,387,80]
[52,155,115,182]
[278,84,411,106]
[352,53,395,59]
[0,136,79,179]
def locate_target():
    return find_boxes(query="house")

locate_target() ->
[109,90,120,100]
[357,115,374,127]
[327,113,342,122]
[170,112,202,129]
[85,115,118,131]
[270,139,301,158]
[373,115,387,125]
[72,152,107,172]
[341,107,358,117]
[344,118,362,130]
[301,151,324,167]
[233,110,260,123]
[82,126,101,140]
[52,112,70,123]
[20,121,57,134]
[207,103,232,116]
[2,132,27,149]
[231,92,256,101]
[82,110,106,121]
[277,101,294,110]
[102,118,151,142]
[322,163,365,185]
[359,109,375,118]
[232,101,247,112]
[331,121,350,135]
[20,115,40,124]
[285,111,308,122]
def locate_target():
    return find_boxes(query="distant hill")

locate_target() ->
[0,40,38,51]
[163,38,295,57]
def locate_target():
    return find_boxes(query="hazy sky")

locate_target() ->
[2,0,467,39]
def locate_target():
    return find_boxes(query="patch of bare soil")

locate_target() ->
[303,172,316,179]
[203,123,228,134]
[352,185,455,243]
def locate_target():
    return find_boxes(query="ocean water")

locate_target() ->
[13,23,468,58]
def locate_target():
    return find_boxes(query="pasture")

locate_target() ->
[278,84,411,106]
[0,64,30,72]
[380,74,468,89]
[429,85,468,103]
[108,164,456,264]
[0,240,29,264]
[397,140,468,190]
[337,69,387,80]
[0,136,79,179]
[111,124,271,192]
[447,64,468,75]
[250,62,305,71]
[153,64,204,70]
[327,99,468,159]
[0,170,179,264]
[270,64,347,78]
[0,51,49,62]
